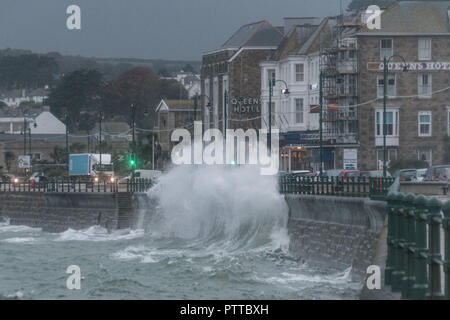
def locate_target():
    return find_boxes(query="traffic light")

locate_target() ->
[128,154,137,169]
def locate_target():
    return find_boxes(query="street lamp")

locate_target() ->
[98,111,103,167]
[319,71,324,177]
[268,79,289,153]
[131,103,137,177]
[65,112,69,168]
[383,55,408,178]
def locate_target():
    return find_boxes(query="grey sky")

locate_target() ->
[0,0,351,61]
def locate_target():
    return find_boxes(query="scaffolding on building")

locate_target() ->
[319,14,362,145]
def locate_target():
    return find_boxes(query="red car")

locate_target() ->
[339,170,360,181]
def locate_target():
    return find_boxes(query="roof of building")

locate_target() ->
[220,20,284,50]
[298,18,331,55]
[358,1,450,35]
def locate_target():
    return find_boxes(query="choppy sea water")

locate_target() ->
[0,166,363,300]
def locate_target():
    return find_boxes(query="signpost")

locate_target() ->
[18,155,31,169]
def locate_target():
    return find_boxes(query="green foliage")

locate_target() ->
[4,151,16,172]
[70,143,85,154]
[388,157,429,174]
[47,69,105,132]
[160,79,189,100]
[182,64,195,73]
[0,54,58,89]
[50,146,67,164]
[105,67,160,129]
[94,141,113,155]
[347,0,395,12]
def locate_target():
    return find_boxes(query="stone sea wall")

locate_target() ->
[285,195,387,282]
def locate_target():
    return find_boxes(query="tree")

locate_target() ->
[182,64,195,73]
[50,146,67,164]
[388,157,429,175]
[4,151,16,173]
[160,79,189,100]
[47,69,105,132]
[157,68,171,77]
[0,54,58,89]
[347,0,395,12]
[105,67,161,129]
[70,143,85,153]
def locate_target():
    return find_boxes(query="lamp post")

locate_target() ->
[319,71,324,177]
[23,117,27,157]
[383,55,408,178]
[268,79,289,153]
[131,103,137,177]
[98,111,103,167]
[65,113,69,168]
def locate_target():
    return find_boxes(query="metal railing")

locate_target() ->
[279,174,394,199]
[0,178,154,193]
[385,179,450,299]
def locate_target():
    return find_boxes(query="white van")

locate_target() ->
[131,170,162,180]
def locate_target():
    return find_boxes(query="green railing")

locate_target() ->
[385,179,450,299]
[279,174,394,199]
[0,178,154,193]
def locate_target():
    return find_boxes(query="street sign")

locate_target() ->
[343,149,358,170]
[18,155,31,169]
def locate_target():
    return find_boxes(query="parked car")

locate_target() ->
[290,170,312,176]
[325,169,343,177]
[1,174,15,183]
[339,170,360,180]
[394,169,422,181]
[360,170,391,178]
[30,172,47,183]
[415,168,428,182]
[424,165,450,181]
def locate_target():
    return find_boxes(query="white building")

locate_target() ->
[0,107,66,135]
[260,18,333,171]
[0,88,49,108]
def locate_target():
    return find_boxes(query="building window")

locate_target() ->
[377,74,396,98]
[417,148,432,167]
[376,149,398,170]
[295,98,304,124]
[295,64,304,82]
[380,39,393,60]
[267,69,276,87]
[418,73,432,97]
[418,39,431,61]
[376,109,399,137]
[418,111,432,137]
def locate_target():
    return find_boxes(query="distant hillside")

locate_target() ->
[0,48,201,87]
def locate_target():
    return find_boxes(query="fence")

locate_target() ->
[279,174,394,199]
[385,178,450,299]
[0,178,154,193]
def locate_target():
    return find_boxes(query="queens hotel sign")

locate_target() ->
[232,98,261,114]
[368,62,450,71]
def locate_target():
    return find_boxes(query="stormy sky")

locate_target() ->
[0,0,351,61]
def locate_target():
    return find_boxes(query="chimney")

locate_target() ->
[283,17,320,35]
